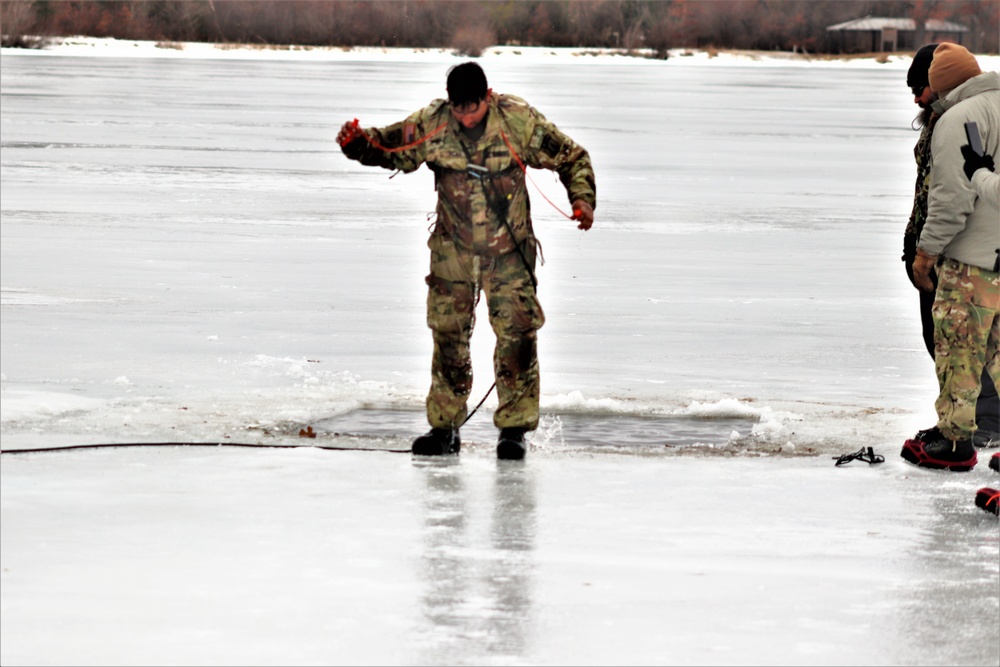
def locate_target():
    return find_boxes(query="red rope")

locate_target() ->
[342,117,579,221]
[340,118,448,153]
[500,130,576,220]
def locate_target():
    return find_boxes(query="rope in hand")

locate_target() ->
[339,117,582,222]
[338,118,448,153]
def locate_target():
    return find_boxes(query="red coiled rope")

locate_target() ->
[339,118,448,153]
[500,130,577,220]
[342,116,580,221]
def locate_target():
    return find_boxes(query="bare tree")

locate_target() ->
[5,0,996,55]
[1,0,40,47]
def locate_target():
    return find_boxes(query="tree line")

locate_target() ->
[2,0,997,55]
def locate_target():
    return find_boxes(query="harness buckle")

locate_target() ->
[466,164,489,180]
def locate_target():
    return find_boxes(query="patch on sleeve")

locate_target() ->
[541,133,562,158]
[403,123,416,144]
[530,126,545,149]
[384,128,402,148]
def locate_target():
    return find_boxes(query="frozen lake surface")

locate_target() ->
[2,445,999,666]
[1,41,967,451]
[1,41,998,665]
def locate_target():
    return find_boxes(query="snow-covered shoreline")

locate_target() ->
[6,34,999,70]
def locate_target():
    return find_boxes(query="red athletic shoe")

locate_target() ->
[990,452,1000,473]
[974,488,1000,516]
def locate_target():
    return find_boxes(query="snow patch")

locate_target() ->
[0,390,108,423]
[0,287,112,306]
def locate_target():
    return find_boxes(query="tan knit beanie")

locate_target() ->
[928,43,981,93]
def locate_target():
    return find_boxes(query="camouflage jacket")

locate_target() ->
[902,114,938,265]
[342,93,596,256]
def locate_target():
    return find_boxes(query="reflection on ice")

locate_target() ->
[892,479,1000,667]
[415,458,537,664]
[488,463,536,659]
[1,443,997,665]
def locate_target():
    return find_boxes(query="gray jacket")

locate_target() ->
[920,71,1000,271]
[971,169,1000,210]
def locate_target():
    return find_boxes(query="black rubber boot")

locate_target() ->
[973,429,1000,448]
[497,427,527,460]
[412,428,460,456]
[901,426,977,472]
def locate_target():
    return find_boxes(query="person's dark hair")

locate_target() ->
[447,62,488,106]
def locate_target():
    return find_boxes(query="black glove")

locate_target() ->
[902,233,916,264]
[961,144,995,181]
[902,233,917,285]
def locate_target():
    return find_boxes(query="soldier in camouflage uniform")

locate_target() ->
[902,44,999,448]
[337,62,596,459]
[902,44,1000,472]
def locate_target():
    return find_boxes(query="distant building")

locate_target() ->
[826,16,968,53]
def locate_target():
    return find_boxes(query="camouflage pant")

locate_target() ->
[424,234,545,430]
[932,259,1000,440]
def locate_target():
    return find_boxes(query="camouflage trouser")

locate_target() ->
[932,259,1000,440]
[424,234,545,430]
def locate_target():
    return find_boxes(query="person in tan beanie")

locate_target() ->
[904,42,1000,473]
[928,42,982,94]
[900,43,1000,462]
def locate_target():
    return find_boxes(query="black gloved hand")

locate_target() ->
[961,144,995,181]
[902,233,917,285]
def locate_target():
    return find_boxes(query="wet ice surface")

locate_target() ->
[2,446,998,666]
[1,42,999,665]
[315,407,756,451]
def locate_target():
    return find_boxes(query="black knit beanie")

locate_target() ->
[907,43,939,89]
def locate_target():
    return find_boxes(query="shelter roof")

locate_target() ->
[826,17,968,32]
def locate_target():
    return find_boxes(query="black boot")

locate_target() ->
[901,426,977,472]
[412,428,460,456]
[497,427,527,460]
[973,429,1000,448]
